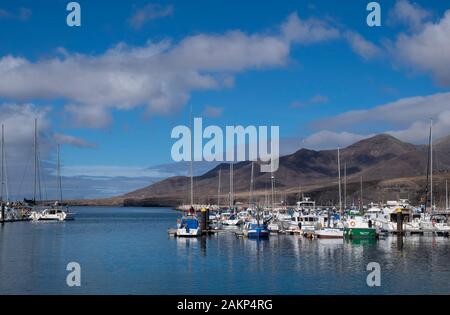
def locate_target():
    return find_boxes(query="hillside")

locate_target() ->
[117,133,450,207]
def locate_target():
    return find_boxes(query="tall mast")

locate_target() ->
[344,162,347,209]
[1,124,4,205]
[446,180,448,211]
[189,106,193,207]
[337,147,342,214]
[249,162,254,207]
[34,118,37,203]
[430,119,433,214]
[271,174,275,210]
[217,168,221,208]
[229,163,234,209]
[360,176,363,212]
[57,144,63,202]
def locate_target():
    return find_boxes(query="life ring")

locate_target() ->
[350,221,356,227]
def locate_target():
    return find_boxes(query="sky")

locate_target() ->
[1,0,450,199]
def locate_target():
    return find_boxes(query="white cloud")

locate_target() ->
[392,9,450,86]
[280,12,340,44]
[302,130,371,150]
[54,133,97,149]
[129,3,173,29]
[310,92,450,146]
[388,0,432,31]
[61,165,172,178]
[344,31,381,60]
[0,13,343,128]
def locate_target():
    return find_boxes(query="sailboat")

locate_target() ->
[419,119,450,234]
[29,120,73,221]
[316,147,344,239]
[221,163,242,226]
[176,109,201,237]
[243,166,269,239]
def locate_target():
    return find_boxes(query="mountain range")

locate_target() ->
[70,133,450,207]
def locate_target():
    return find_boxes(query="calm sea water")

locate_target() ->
[0,206,449,294]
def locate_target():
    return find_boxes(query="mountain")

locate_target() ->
[114,134,450,207]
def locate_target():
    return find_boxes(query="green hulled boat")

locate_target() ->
[344,217,377,239]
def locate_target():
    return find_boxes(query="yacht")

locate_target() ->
[30,204,74,221]
[177,213,202,237]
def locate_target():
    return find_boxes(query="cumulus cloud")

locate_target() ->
[0,12,344,128]
[54,133,97,149]
[129,3,173,29]
[280,12,340,44]
[302,130,372,150]
[388,0,432,31]
[308,92,450,148]
[391,7,450,86]
[344,31,381,60]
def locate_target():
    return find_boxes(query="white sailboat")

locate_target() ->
[29,120,73,222]
[316,147,344,239]
[176,108,201,237]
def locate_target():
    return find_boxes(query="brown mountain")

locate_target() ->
[118,134,450,207]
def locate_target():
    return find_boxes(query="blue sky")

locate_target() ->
[1,0,450,198]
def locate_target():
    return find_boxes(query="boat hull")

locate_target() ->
[316,228,344,239]
[344,227,377,239]
[176,228,202,237]
[246,230,270,239]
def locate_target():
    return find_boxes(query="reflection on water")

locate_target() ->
[1,207,450,294]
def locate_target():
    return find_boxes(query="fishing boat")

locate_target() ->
[177,208,202,237]
[344,216,377,239]
[243,222,270,238]
[243,206,269,239]
[315,210,344,238]
[315,227,344,239]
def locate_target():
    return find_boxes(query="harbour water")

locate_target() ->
[1,206,449,294]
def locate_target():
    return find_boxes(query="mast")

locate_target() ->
[189,106,193,207]
[430,119,433,214]
[217,168,221,208]
[34,118,37,203]
[249,162,254,207]
[344,162,347,209]
[360,176,363,212]
[337,147,342,214]
[229,163,233,210]
[446,180,448,211]
[57,144,63,203]
[1,124,4,205]
[271,174,275,210]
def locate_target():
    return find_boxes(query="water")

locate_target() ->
[1,206,449,294]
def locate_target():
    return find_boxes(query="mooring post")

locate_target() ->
[200,207,207,232]
[396,207,403,235]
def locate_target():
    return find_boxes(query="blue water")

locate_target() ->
[1,207,449,294]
